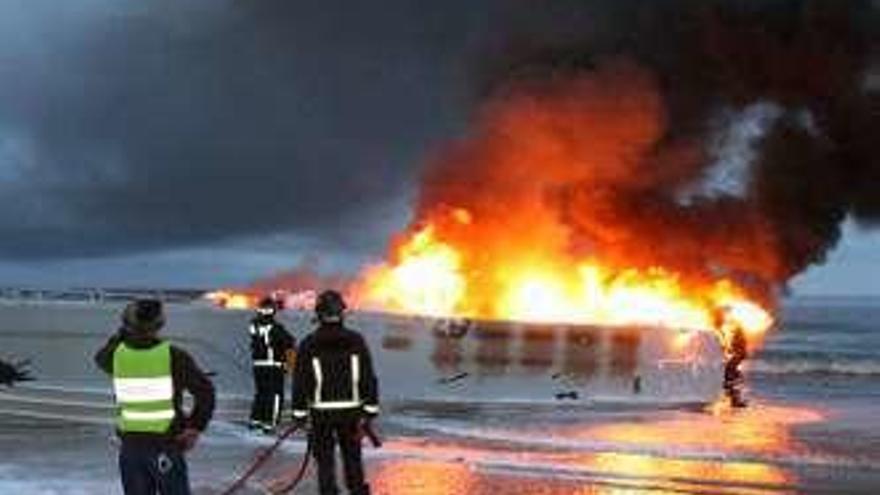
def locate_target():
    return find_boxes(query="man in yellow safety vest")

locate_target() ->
[95,299,215,495]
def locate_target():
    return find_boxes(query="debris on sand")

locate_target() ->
[0,358,33,386]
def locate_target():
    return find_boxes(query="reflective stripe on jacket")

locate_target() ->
[249,320,296,367]
[113,341,175,433]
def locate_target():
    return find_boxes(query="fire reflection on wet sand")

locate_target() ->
[371,460,477,494]
[369,401,823,494]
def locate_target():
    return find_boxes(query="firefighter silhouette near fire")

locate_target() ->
[248,297,296,433]
[291,290,380,495]
[715,307,749,408]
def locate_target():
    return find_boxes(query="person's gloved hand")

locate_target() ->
[174,428,200,452]
[358,413,382,448]
[289,412,308,431]
[362,404,379,420]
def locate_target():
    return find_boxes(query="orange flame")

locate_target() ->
[357,226,466,318]
[203,290,258,310]
[355,211,774,344]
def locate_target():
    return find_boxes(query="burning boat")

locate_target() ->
[363,313,727,405]
[342,207,773,404]
[337,55,786,404]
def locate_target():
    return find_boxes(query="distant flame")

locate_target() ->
[204,290,256,310]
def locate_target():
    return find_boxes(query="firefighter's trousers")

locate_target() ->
[309,410,370,495]
[250,365,285,428]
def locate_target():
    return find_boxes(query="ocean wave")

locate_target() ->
[746,359,880,376]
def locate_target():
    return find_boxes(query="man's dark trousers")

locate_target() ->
[309,411,370,495]
[251,366,285,426]
[118,440,190,495]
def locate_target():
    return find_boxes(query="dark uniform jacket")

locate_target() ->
[94,330,215,444]
[249,317,296,367]
[291,322,379,419]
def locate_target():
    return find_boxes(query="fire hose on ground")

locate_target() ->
[220,419,382,495]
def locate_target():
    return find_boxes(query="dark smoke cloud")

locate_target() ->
[462,0,879,289]
[243,256,351,295]
[0,0,499,260]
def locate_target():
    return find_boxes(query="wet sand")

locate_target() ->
[2,395,879,495]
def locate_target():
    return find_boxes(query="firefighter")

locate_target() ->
[716,307,748,408]
[724,324,748,387]
[249,296,296,433]
[291,290,379,495]
[94,299,215,495]
[724,323,749,407]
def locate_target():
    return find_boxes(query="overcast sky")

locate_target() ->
[0,0,877,295]
[0,0,498,285]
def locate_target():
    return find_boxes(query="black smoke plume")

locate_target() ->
[451,0,879,294]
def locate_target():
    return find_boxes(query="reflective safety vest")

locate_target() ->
[112,341,175,433]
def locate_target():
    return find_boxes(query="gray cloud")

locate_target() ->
[0,0,498,260]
